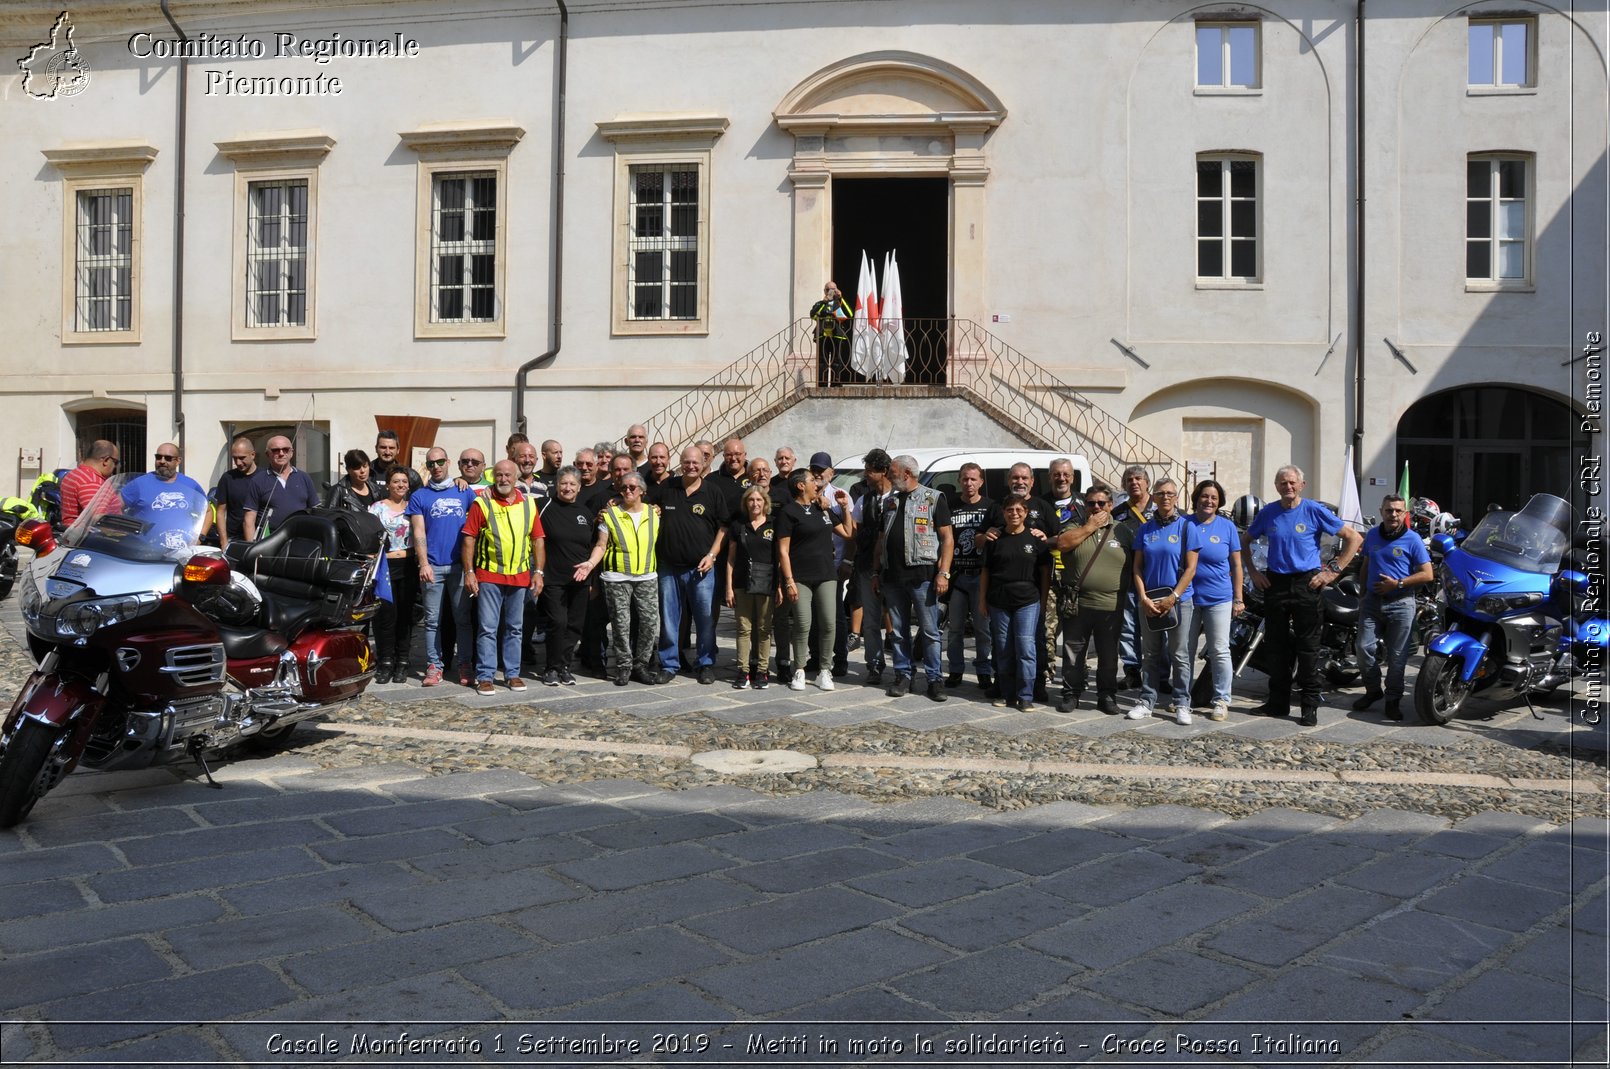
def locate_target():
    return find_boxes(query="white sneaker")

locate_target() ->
[1210,702,1229,722]
[1175,707,1193,725]
[1126,701,1152,721]
[816,670,834,691]
[789,669,807,692]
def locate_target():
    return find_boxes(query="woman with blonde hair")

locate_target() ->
[725,485,778,689]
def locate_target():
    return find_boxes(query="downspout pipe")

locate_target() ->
[1352,0,1366,487]
[515,0,568,434]
[160,0,188,458]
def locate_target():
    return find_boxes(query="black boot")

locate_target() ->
[377,658,394,683]
[1096,692,1119,715]
[1057,692,1081,714]
[1351,689,1383,711]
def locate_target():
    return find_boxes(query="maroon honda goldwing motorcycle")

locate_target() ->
[0,475,382,826]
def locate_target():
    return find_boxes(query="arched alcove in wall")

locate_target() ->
[1127,378,1319,501]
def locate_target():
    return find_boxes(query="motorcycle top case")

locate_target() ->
[289,629,374,701]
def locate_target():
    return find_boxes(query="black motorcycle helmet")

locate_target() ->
[1231,494,1263,529]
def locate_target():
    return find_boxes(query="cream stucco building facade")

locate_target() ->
[1,0,1603,522]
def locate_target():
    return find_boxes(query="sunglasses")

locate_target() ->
[269,447,292,455]
[427,458,449,467]
[154,454,178,462]
[1085,499,1111,507]
[459,459,483,467]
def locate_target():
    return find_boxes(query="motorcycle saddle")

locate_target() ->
[215,622,288,662]
[1323,579,1362,625]
[260,593,328,642]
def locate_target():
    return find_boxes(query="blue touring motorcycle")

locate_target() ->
[1415,493,1606,726]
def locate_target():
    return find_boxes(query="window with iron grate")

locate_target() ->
[246,179,309,328]
[431,171,499,323]
[75,188,133,332]
[628,164,699,320]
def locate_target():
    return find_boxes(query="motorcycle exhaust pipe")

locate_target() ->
[1235,626,1264,676]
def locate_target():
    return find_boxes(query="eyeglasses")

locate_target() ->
[426,458,449,468]
[459,459,483,467]
[1085,499,1111,507]
[1154,491,1178,498]
[154,454,178,462]
[622,486,642,494]
[268,447,292,455]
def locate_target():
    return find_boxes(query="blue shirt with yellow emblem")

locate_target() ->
[1361,524,1430,589]
[1188,513,1242,605]
[1135,512,1202,599]
[1246,498,1344,573]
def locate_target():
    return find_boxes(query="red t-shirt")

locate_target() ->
[461,491,545,586]
[60,463,105,526]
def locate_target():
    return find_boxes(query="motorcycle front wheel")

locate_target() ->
[0,720,62,827]
[1414,651,1472,726]
[0,545,16,600]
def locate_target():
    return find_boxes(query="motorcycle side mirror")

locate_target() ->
[16,519,55,557]
[1429,532,1457,556]
[1557,569,1590,597]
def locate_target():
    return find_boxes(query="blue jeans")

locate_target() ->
[420,563,469,671]
[1119,587,1141,670]
[1139,601,1192,709]
[475,581,528,682]
[945,572,993,678]
[990,602,1041,705]
[657,566,716,673]
[1357,594,1416,699]
[884,577,942,682]
[1184,600,1234,705]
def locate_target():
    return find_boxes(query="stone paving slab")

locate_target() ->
[0,741,1604,1066]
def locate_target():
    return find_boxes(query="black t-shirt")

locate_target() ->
[539,498,596,577]
[985,530,1050,609]
[728,517,777,593]
[884,490,952,584]
[211,468,257,542]
[775,500,838,585]
[947,493,994,575]
[985,495,1058,538]
[852,484,891,573]
[580,480,617,514]
[708,468,750,516]
[648,479,732,570]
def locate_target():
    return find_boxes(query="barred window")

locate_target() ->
[628,165,699,320]
[75,188,133,332]
[245,179,308,327]
[431,171,498,323]
[1196,155,1259,281]
[1466,154,1531,284]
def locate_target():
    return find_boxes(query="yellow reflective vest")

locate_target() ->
[472,493,536,577]
[601,504,658,576]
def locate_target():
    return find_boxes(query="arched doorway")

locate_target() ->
[775,50,1006,380]
[1396,387,1574,523]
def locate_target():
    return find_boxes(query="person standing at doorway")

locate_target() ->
[811,281,854,387]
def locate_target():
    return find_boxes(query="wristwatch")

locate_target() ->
[939,570,951,579]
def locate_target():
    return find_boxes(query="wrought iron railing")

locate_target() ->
[640,318,1179,486]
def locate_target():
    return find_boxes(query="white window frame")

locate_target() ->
[1195,153,1261,286]
[216,131,333,342]
[626,163,702,325]
[1465,152,1534,291]
[597,114,728,337]
[399,122,524,339]
[428,170,500,327]
[1195,21,1261,92]
[1468,17,1536,91]
[42,141,158,345]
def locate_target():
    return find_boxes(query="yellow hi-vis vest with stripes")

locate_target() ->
[473,493,536,576]
[601,504,658,576]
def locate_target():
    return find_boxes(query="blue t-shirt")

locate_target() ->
[1188,513,1243,606]
[1246,498,1344,573]
[121,473,208,552]
[1361,524,1431,589]
[1134,512,1201,600]
[407,484,477,568]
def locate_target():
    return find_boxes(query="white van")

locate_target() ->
[834,448,1095,502]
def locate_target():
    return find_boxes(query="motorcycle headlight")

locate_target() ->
[1474,591,1543,617]
[1445,575,1466,607]
[53,592,163,639]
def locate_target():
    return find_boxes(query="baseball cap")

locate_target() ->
[808,451,834,471]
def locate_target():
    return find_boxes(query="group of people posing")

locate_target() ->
[58,429,1435,723]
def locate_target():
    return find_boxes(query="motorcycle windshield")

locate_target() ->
[61,472,210,562]
[1459,493,1573,576]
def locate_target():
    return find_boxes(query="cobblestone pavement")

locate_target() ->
[2,575,1607,1066]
